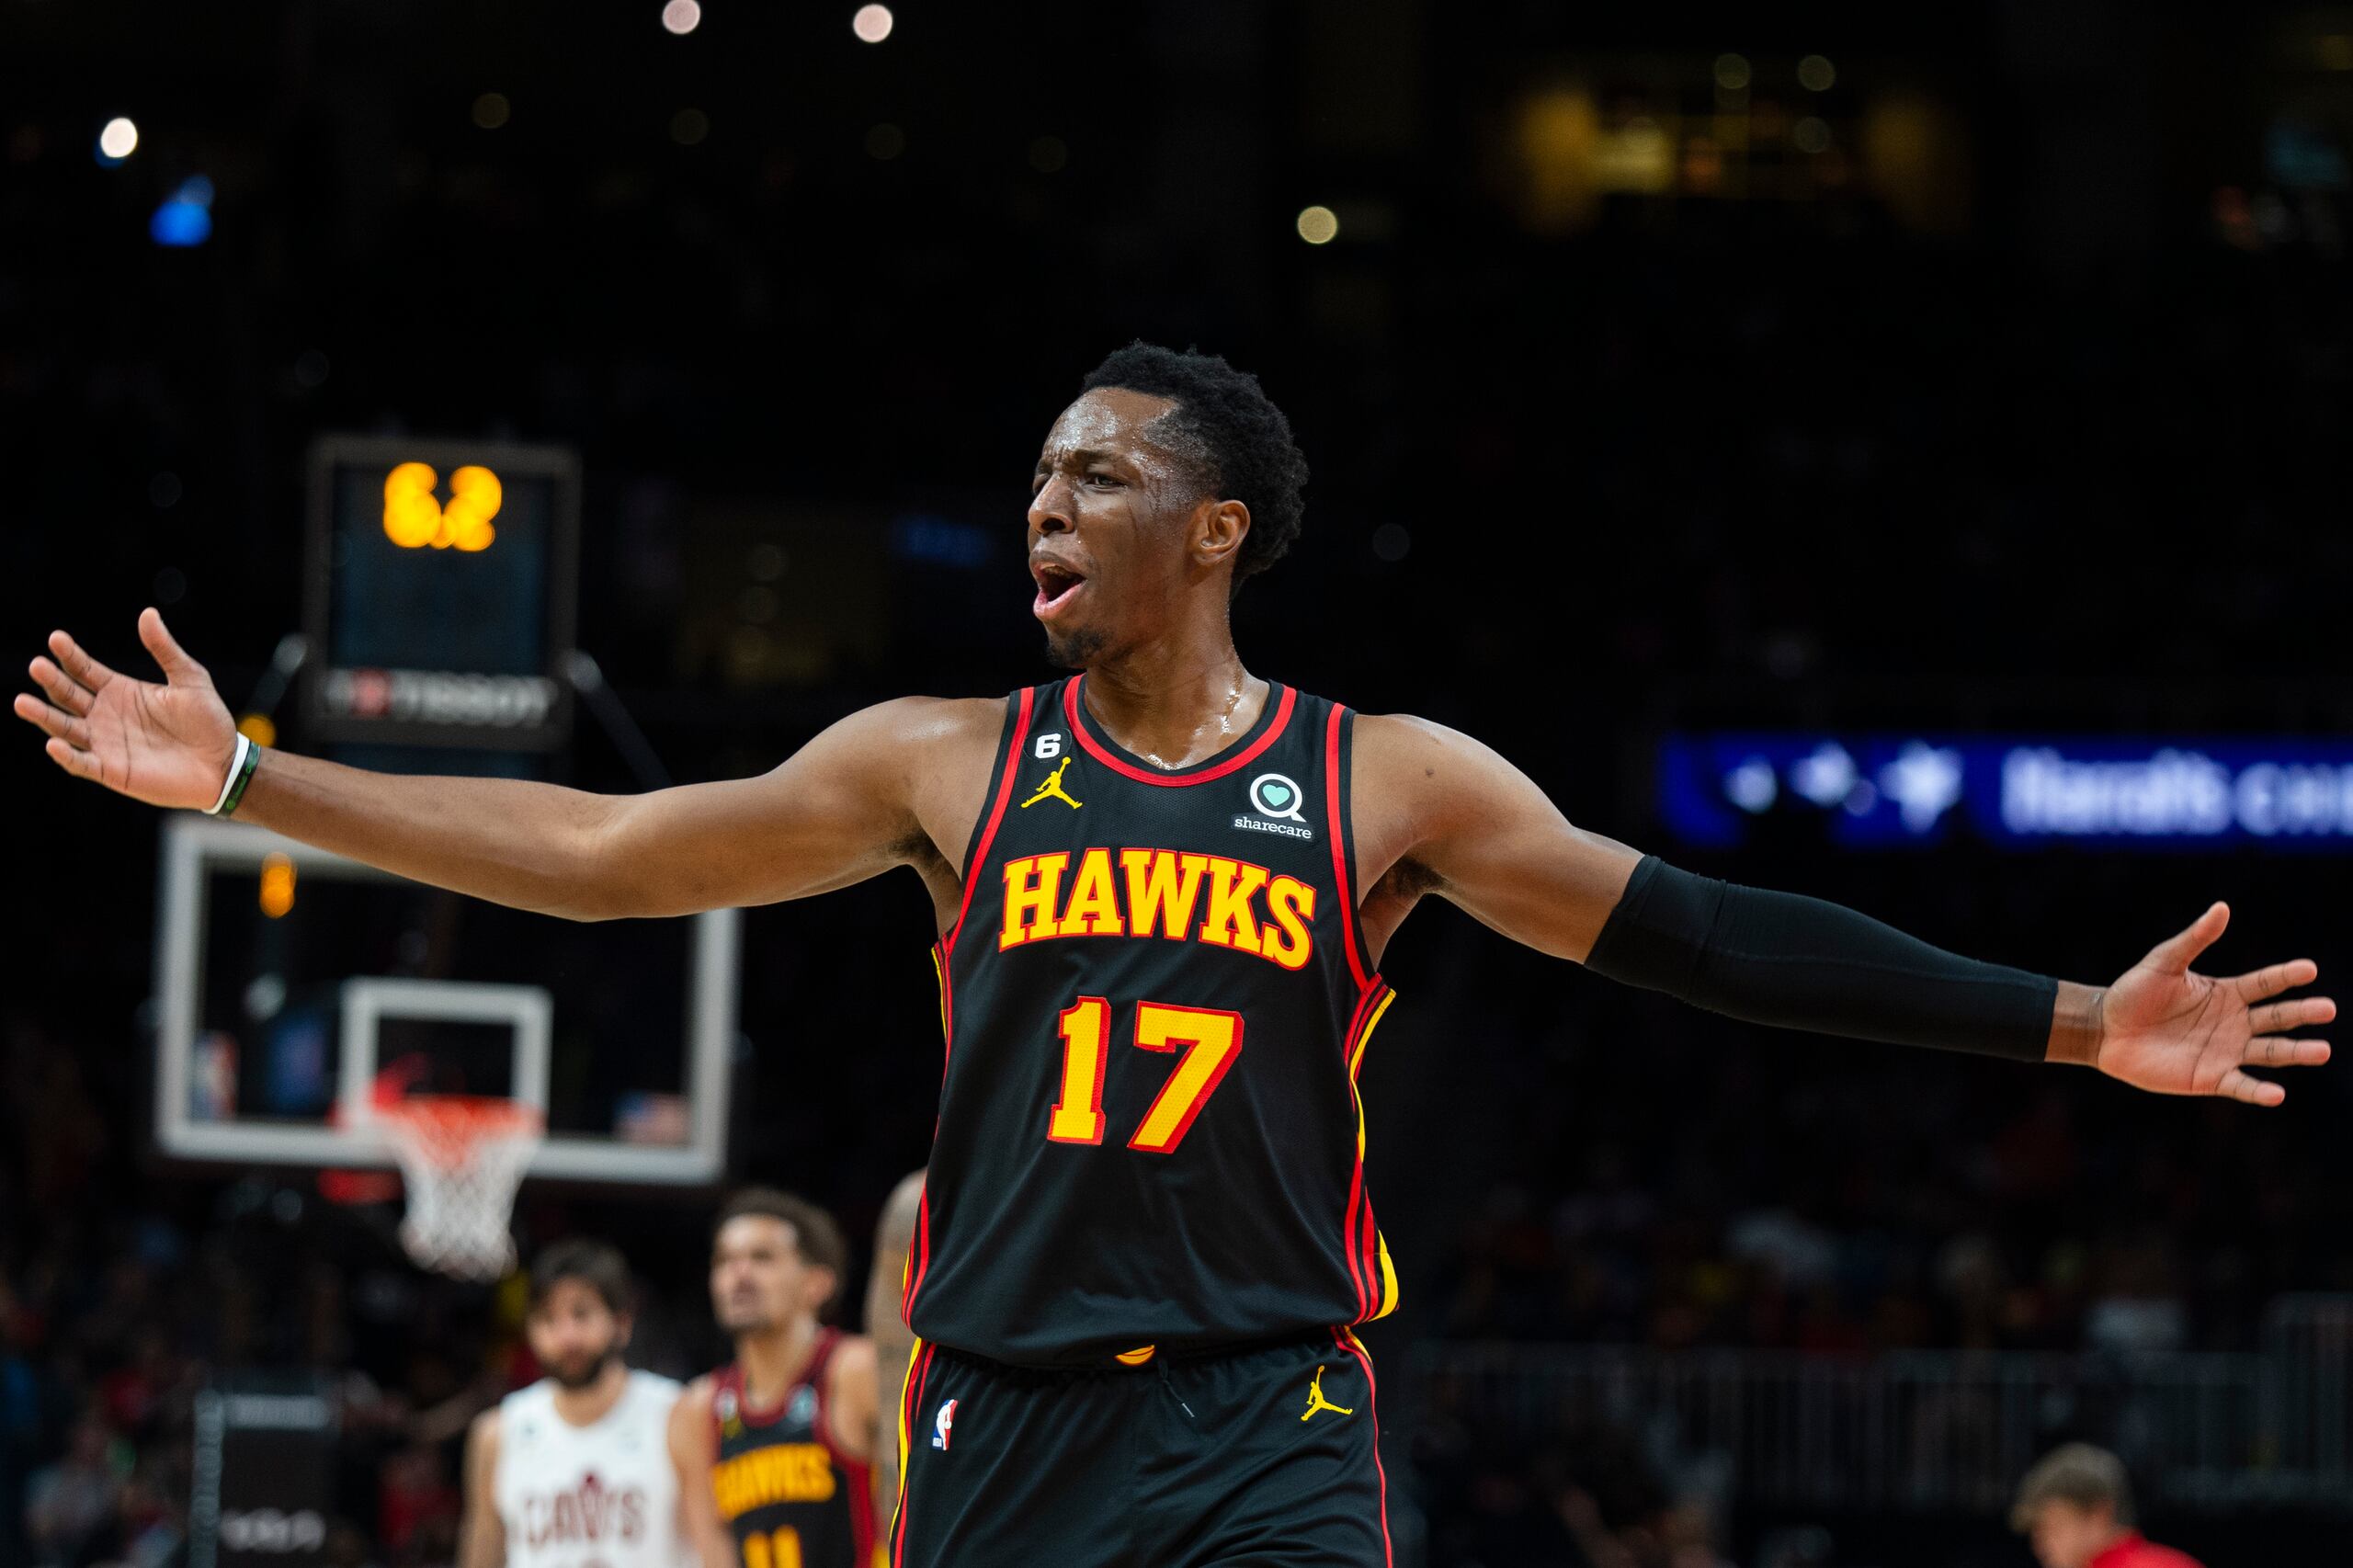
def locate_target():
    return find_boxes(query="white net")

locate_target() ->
[375,1096,543,1281]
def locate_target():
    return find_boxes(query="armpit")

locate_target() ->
[1374,856,1445,901]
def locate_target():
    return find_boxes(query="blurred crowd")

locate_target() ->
[1427,1015,2348,1358]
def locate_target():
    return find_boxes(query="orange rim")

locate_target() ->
[375,1095,543,1169]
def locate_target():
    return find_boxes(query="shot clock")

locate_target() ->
[301,436,580,754]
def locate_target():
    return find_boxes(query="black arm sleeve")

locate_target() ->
[1582,856,2057,1062]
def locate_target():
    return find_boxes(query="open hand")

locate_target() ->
[2094,903,2333,1107]
[15,608,237,810]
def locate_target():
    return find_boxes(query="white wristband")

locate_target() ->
[205,733,252,816]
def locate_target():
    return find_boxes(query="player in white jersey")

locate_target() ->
[461,1240,692,1568]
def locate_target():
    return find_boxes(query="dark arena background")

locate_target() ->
[6,3,2353,1565]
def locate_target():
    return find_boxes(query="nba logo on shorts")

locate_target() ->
[931,1398,957,1451]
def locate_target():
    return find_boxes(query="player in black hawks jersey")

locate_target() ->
[671,1191,880,1568]
[23,346,2336,1568]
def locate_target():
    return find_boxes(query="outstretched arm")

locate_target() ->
[1352,714,2334,1106]
[17,610,997,922]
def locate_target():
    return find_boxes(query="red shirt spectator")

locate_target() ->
[2089,1533,2203,1568]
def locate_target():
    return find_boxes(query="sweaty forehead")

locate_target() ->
[1040,388,1190,467]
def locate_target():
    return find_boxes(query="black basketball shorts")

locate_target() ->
[887,1327,1392,1568]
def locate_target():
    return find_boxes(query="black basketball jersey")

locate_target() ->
[709,1332,874,1568]
[903,675,1400,1367]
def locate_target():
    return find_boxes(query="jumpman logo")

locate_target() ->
[1299,1365,1354,1423]
[1020,756,1083,810]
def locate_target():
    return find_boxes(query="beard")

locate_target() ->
[547,1348,619,1391]
[1045,624,1108,670]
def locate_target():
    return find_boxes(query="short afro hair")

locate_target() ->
[1079,343,1309,592]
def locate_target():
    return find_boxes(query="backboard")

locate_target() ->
[153,815,736,1185]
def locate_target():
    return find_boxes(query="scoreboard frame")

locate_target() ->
[301,434,582,752]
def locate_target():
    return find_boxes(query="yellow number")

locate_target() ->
[379,461,502,551]
[1047,997,1109,1144]
[1046,997,1245,1154]
[382,461,441,548]
[443,464,502,551]
[1128,1003,1244,1153]
[745,1528,802,1568]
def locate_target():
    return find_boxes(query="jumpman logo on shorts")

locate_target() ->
[1300,1365,1354,1422]
[1020,756,1083,810]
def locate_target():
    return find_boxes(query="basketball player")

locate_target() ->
[19,344,2335,1566]
[460,1241,689,1568]
[671,1189,879,1568]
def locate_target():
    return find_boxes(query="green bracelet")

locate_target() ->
[217,738,263,817]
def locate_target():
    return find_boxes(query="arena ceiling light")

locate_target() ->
[97,116,138,164]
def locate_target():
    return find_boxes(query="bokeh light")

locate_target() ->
[1711,54,1751,92]
[472,93,511,130]
[150,176,213,247]
[1798,54,1836,92]
[97,117,138,162]
[662,0,701,35]
[1296,205,1339,244]
[671,108,710,146]
[852,5,893,43]
[258,853,296,919]
[1792,117,1832,154]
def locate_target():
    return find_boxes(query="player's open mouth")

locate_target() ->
[1032,561,1087,620]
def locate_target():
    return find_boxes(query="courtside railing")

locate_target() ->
[1404,1294,2353,1512]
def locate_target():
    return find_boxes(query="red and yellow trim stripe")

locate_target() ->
[887,1336,937,1568]
[1323,703,1374,992]
[1330,1325,1394,1568]
[1065,675,1296,786]
[1339,980,1399,1323]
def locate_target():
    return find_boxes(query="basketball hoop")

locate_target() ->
[372,1095,542,1281]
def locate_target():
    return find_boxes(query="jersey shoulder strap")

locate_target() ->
[499,1379,553,1423]
[957,687,1041,874]
[801,1327,842,1392]
[1320,697,1378,994]
[708,1363,744,1445]
[625,1369,680,1419]
[945,686,1049,952]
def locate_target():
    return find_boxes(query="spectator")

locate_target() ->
[24,1410,123,1567]
[2010,1444,2202,1568]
